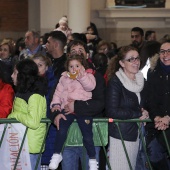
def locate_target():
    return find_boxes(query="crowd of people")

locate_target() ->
[0,15,170,170]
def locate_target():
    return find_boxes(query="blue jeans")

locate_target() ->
[62,146,100,170]
[30,154,41,170]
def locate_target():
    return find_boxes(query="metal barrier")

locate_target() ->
[0,118,169,170]
[0,118,109,170]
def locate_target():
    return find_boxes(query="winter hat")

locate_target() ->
[59,16,68,25]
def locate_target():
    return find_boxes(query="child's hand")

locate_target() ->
[51,105,61,112]
[77,66,85,79]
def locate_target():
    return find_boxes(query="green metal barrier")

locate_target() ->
[0,118,170,170]
[0,118,109,170]
[111,119,170,170]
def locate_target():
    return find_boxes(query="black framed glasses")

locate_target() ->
[124,56,140,63]
[159,49,170,55]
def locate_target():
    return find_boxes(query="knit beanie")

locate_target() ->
[59,16,68,25]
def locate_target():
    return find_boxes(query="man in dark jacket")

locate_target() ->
[51,40,105,170]
[41,31,67,167]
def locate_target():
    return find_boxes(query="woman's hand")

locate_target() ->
[54,114,67,130]
[155,116,170,130]
[139,108,149,120]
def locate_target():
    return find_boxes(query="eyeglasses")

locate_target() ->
[159,49,170,55]
[124,56,140,63]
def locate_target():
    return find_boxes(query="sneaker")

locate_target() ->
[49,153,62,170]
[89,159,98,170]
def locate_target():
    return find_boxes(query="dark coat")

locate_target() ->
[145,57,170,147]
[74,70,105,117]
[106,75,145,141]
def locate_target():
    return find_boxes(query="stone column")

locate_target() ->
[68,0,90,33]
[106,0,115,8]
[166,0,170,8]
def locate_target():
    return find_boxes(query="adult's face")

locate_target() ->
[159,42,170,66]
[11,68,18,86]
[119,50,140,79]
[131,31,143,48]
[0,44,10,59]
[148,33,156,41]
[69,44,88,59]
[46,36,56,55]
[97,44,109,54]
[25,31,37,50]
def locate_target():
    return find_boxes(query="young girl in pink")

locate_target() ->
[49,54,98,170]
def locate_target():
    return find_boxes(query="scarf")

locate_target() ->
[116,68,144,103]
[160,60,170,75]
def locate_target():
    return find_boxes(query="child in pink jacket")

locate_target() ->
[49,54,98,170]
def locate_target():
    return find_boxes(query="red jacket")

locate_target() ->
[0,80,14,118]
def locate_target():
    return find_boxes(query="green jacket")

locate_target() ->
[8,94,47,153]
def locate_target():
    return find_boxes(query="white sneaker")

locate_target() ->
[49,153,62,170]
[89,159,98,170]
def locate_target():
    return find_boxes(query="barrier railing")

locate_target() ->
[0,118,109,170]
[0,118,169,170]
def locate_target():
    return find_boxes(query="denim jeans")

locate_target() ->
[62,146,100,170]
[30,153,41,170]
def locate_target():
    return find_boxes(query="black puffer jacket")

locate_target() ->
[145,57,170,147]
[106,75,145,141]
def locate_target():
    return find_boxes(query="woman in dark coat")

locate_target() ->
[145,40,170,170]
[106,46,148,170]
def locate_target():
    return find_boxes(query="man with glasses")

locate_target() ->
[130,27,145,54]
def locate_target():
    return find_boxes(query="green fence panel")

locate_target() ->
[1,118,170,170]
[65,119,108,146]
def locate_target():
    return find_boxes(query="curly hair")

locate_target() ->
[65,54,89,71]
[107,46,138,80]
[16,59,46,94]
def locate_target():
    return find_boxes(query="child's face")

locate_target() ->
[59,22,67,31]
[68,60,82,74]
[11,67,18,86]
[33,58,48,76]
[87,28,94,35]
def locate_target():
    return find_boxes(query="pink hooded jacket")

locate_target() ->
[51,70,96,110]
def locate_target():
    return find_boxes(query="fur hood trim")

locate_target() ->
[149,53,159,71]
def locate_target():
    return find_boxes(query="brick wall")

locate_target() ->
[0,0,28,32]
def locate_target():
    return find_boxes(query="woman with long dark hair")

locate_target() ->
[8,59,47,170]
